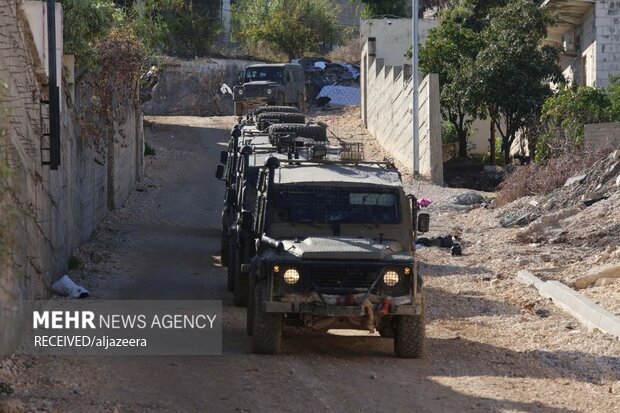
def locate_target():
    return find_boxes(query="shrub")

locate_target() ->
[494,147,611,207]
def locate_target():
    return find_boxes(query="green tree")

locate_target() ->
[350,0,408,18]
[419,1,505,157]
[232,0,340,60]
[128,0,220,58]
[474,0,563,164]
[62,0,122,66]
[537,86,611,161]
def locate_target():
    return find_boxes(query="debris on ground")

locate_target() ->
[316,84,360,107]
[51,275,90,299]
[450,191,487,206]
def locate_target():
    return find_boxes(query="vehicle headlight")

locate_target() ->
[266,88,272,95]
[283,268,300,284]
[383,270,399,287]
[238,89,243,95]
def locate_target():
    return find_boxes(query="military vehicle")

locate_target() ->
[233,64,306,115]
[238,154,429,358]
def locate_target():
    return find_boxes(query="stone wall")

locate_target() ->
[360,40,443,184]
[584,122,620,149]
[0,0,143,354]
[143,57,264,116]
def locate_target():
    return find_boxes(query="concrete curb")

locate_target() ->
[517,270,620,339]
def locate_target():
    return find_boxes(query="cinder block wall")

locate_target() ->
[0,0,143,354]
[361,40,443,184]
[595,0,620,87]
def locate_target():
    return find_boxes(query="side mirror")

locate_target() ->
[240,211,254,231]
[220,151,228,164]
[225,187,236,206]
[417,213,430,233]
[215,164,225,180]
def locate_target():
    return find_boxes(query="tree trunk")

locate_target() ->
[503,137,511,164]
[458,128,468,158]
[489,121,496,165]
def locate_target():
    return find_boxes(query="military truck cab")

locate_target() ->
[246,158,429,358]
[233,64,306,115]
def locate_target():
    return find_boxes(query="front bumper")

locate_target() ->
[262,296,421,316]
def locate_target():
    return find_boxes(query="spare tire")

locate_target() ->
[268,123,327,141]
[253,105,300,116]
[256,112,305,131]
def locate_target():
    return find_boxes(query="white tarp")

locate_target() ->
[317,84,360,106]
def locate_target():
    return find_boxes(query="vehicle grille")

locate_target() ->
[301,262,382,295]
[243,86,265,98]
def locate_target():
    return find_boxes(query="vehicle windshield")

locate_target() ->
[244,67,283,83]
[272,186,401,225]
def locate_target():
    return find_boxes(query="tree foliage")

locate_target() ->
[420,0,504,157]
[232,0,340,60]
[62,0,122,67]
[421,0,562,162]
[537,78,620,161]
[129,0,221,58]
[474,0,563,163]
[350,0,408,18]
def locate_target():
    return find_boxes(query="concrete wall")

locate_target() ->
[143,57,264,116]
[360,18,438,66]
[0,0,143,354]
[595,0,620,87]
[361,40,442,184]
[584,122,620,149]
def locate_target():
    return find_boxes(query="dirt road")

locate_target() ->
[3,116,617,413]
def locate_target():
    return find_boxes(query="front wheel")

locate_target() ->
[226,238,236,292]
[393,298,426,358]
[251,283,282,354]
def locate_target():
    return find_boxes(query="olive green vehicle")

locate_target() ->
[241,156,430,358]
[233,64,306,115]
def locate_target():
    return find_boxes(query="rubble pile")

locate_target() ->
[294,57,361,106]
[501,150,620,227]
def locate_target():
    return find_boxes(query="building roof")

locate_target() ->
[542,0,595,43]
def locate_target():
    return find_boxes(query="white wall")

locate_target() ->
[360,18,438,66]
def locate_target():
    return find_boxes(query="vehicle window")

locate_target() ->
[272,186,400,224]
[286,71,293,83]
[244,67,284,83]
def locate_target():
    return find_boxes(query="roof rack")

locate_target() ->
[274,158,396,168]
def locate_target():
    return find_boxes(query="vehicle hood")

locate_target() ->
[281,237,405,260]
[243,81,280,87]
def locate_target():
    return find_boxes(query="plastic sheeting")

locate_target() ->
[317,84,361,106]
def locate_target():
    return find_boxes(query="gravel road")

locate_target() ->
[2,115,617,413]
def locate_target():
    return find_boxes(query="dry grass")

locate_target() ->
[327,38,362,64]
[495,148,611,207]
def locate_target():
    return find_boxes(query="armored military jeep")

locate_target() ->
[233,64,306,115]
[242,157,429,358]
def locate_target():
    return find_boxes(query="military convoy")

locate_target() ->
[215,105,429,358]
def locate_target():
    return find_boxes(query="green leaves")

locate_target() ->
[233,0,340,60]
[349,0,407,18]
[421,0,563,162]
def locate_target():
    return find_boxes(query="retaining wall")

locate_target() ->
[361,39,443,184]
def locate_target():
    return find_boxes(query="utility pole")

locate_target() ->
[47,0,60,170]
[412,0,420,178]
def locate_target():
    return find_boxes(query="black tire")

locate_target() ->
[253,105,300,116]
[220,229,229,267]
[227,238,236,292]
[268,123,327,141]
[246,273,255,336]
[393,298,426,359]
[233,254,249,307]
[378,317,394,338]
[252,283,282,354]
[256,112,305,131]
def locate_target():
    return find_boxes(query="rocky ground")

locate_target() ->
[0,111,618,412]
